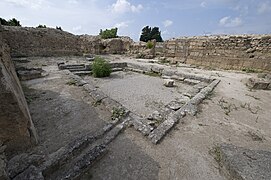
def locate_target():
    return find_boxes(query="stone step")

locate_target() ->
[73,71,92,76]
[68,68,88,72]
[11,113,130,180]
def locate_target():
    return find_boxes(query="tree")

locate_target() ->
[56,26,62,31]
[8,18,21,26]
[139,26,163,42]
[37,24,47,28]
[0,18,8,25]
[99,28,118,39]
[139,26,151,42]
[0,17,21,26]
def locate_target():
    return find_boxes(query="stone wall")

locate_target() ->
[159,35,271,71]
[2,26,82,57]
[2,26,271,71]
[0,26,38,156]
[2,26,133,57]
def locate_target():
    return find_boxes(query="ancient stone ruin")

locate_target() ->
[0,25,271,180]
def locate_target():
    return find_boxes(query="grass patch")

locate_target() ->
[111,107,126,121]
[92,56,112,78]
[242,68,262,73]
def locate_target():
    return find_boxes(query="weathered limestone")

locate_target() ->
[159,35,271,71]
[2,26,271,71]
[246,77,271,90]
[0,27,38,155]
[163,79,175,87]
[219,144,271,180]
[0,143,8,180]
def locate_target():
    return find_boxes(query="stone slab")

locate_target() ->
[220,144,271,180]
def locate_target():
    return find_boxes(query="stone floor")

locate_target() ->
[84,71,193,118]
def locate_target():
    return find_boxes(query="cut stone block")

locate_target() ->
[184,78,200,85]
[0,37,38,155]
[246,78,270,90]
[163,79,175,87]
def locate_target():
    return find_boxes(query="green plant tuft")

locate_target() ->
[111,107,126,120]
[146,41,154,49]
[92,57,112,78]
[242,67,262,73]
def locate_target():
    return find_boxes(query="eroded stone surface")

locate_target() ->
[0,28,38,155]
[220,144,271,180]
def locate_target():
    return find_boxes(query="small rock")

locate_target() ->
[167,101,182,111]
[164,79,175,87]
[147,111,163,122]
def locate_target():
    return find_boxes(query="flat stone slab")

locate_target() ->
[220,144,271,180]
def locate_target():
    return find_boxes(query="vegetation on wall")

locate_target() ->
[92,56,112,77]
[146,41,154,49]
[37,25,47,28]
[99,28,118,39]
[0,17,21,26]
[56,26,63,31]
[140,26,163,42]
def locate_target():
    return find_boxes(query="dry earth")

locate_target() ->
[13,56,271,180]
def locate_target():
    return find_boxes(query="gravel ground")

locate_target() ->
[85,71,193,117]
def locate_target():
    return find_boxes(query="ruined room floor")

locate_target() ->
[14,56,271,180]
[84,71,193,118]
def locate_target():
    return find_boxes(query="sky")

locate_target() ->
[0,0,271,41]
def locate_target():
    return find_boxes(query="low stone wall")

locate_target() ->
[0,26,38,156]
[159,35,271,71]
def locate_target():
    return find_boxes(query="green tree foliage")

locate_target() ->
[0,17,21,26]
[92,57,112,77]
[37,24,47,28]
[99,28,118,39]
[140,26,163,42]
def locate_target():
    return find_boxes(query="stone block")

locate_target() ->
[163,79,175,87]
[246,78,270,90]
[184,78,200,85]
[0,34,38,155]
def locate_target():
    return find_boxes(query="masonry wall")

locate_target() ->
[2,26,132,57]
[160,35,271,71]
[2,26,82,57]
[0,26,38,156]
[2,26,271,71]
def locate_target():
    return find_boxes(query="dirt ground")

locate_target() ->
[14,56,271,180]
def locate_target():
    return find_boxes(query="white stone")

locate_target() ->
[163,79,175,87]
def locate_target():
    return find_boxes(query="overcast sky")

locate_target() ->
[1,0,271,40]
